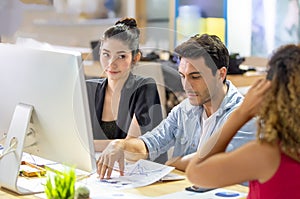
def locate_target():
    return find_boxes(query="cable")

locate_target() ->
[0,138,18,159]
[0,133,7,144]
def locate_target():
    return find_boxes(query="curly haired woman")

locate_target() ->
[186,44,300,199]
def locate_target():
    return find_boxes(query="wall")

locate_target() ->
[227,0,252,56]
[2,0,133,47]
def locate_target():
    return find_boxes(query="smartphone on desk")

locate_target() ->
[185,185,215,193]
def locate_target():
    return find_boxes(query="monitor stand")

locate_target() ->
[0,103,41,195]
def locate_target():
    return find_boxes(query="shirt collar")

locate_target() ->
[217,80,243,115]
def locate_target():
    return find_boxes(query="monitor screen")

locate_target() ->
[0,43,96,174]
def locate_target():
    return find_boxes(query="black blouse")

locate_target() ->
[100,121,118,139]
[87,73,163,140]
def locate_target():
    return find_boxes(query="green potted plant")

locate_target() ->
[44,167,76,199]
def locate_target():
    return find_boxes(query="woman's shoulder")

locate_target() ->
[246,141,279,157]
[244,141,281,183]
[86,78,107,93]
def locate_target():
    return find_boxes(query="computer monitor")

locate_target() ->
[0,43,96,194]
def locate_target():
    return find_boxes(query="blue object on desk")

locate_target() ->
[215,192,240,197]
[0,144,3,150]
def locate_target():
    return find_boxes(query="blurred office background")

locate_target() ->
[1,0,299,58]
[1,0,299,114]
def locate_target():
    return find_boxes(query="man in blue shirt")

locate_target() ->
[97,34,256,179]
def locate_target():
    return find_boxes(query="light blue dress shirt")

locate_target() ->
[140,80,256,161]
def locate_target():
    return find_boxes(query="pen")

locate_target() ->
[77,171,96,181]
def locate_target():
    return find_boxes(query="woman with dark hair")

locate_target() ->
[88,18,166,163]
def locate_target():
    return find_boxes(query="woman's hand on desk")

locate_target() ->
[97,139,125,179]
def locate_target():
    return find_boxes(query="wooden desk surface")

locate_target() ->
[125,169,249,197]
[0,170,248,198]
[227,72,266,88]
[0,188,33,199]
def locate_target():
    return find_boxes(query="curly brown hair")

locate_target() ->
[258,44,300,159]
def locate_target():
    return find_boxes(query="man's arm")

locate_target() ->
[97,138,148,179]
[123,138,148,161]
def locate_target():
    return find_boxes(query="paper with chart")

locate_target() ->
[79,159,174,192]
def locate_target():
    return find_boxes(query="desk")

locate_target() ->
[124,170,249,197]
[0,189,33,199]
[227,72,266,87]
[0,170,248,198]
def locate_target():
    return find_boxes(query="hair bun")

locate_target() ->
[115,18,137,29]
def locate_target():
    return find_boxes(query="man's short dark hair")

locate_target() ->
[174,34,229,76]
